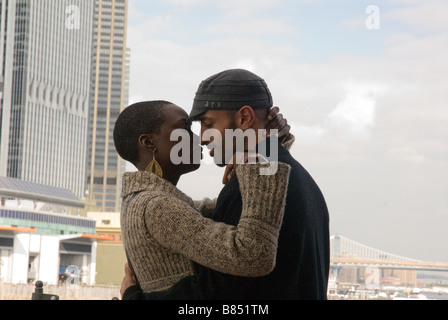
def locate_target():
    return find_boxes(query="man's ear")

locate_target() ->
[235,106,255,130]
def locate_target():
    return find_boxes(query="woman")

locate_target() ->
[113,100,292,295]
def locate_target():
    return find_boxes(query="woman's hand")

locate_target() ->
[222,152,268,184]
[265,106,291,142]
[222,107,289,184]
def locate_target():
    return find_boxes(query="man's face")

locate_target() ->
[198,110,237,167]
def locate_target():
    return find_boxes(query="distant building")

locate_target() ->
[0,176,109,285]
[87,0,130,212]
[0,0,95,198]
[334,266,417,287]
[330,235,420,289]
[87,211,126,285]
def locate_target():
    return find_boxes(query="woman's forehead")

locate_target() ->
[164,104,188,117]
[162,104,189,127]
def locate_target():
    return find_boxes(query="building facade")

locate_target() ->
[334,266,418,287]
[87,0,129,212]
[0,0,95,198]
[87,211,125,285]
[0,176,104,285]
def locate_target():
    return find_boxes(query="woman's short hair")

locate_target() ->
[113,100,171,165]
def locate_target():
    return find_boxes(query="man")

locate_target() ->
[122,69,330,300]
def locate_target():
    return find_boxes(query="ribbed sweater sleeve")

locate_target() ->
[193,198,217,218]
[144,162,291,277]
[282,133,295,151]
[192,135,293,218]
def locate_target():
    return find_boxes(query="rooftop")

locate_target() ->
[0,176,85,209]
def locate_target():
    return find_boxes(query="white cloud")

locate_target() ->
[387,146,427,164]
[384,34,448,62]
[205,19,296,36]
[127,20,301,107]
[164,0,206,7]
[386,1,448,33]
[339,17,364,30]
[286,81,384,141]
[290,123,325,142]
[326,83,382,137]
[132,15,174,36]
[213,0,280,19]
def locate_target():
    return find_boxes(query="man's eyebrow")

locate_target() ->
[198,116,213,122]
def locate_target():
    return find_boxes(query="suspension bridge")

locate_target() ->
[330,235,448,273]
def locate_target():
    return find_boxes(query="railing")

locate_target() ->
[0,280,121,300]
[331,257,448,271]
[31,281,59,300]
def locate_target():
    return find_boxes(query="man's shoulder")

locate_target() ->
[220,173,241,193]
[277,145,302,171]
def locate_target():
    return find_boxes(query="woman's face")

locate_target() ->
[153,104,202,176]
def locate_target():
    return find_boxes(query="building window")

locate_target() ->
[94,177,104,184]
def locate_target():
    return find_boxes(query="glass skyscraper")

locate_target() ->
[87,0,129,212]
[0,0,94,198]
[0,0,129,209]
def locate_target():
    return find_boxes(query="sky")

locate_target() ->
[125,0,448,262]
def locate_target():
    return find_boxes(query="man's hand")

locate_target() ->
[120,263,136,299]
[265,106,290,141]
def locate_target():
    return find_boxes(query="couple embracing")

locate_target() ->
[114,69,330,300]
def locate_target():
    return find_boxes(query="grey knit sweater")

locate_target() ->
[120,162,291,293]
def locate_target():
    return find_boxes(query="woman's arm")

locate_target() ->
[145,162,291,277]
[193,198,217,218]
[281,133,295,151]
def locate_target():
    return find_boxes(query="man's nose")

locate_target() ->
[200,126,209,145]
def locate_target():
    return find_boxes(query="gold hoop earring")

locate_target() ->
[146,149,163,178]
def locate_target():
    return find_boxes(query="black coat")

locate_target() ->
[125,139,330,300]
